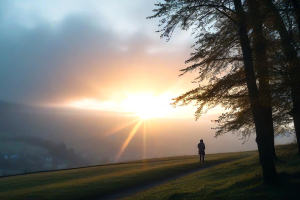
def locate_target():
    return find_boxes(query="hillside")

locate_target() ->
[0,151,254,200]
[126,144,300,200]
[0,140,47,176]
[0,132,89,176]
[0,144,299,199]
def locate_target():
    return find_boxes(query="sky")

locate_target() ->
[0,0,294,158]
[0,0,212,118]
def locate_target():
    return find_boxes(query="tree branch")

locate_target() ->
[215,8,238,26]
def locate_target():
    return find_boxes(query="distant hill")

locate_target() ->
[0,134,47,155]
[0,132,90,176]
[0,100,32,112]
[0,100,143,160]
[0,138,48,176]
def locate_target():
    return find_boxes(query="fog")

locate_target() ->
[0,101,292,159]
[0,101,293,176]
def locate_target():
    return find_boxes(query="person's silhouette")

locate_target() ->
[198,139,205,162]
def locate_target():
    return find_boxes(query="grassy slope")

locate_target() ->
[126,144,300,200]
[0,152,254,200]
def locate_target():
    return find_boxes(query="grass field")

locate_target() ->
[0,151,254,200]
[126,144,300,200]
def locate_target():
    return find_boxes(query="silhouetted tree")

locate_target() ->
[272,0,300,154]
[148,0,278,183]
[213,0,300,154]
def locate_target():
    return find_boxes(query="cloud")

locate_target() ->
[0,6,195,105]
[0,0,162,36]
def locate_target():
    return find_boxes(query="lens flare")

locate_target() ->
[121,94,169,119]
[116,120,143,161]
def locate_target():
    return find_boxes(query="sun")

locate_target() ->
[68,93,171,119]
[134,107,157,119]
[122,94,168,119]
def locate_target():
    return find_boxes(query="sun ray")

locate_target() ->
[105,117,140,137]
[116,119,143,161]
[143,120,147,159]
[150,119,160,158]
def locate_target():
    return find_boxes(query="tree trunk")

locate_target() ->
[266,0,300,154]
[248,0,277,159]
[293,102,300,154]
[234,0,278,183]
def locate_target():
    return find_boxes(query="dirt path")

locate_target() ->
[100,159,237,200]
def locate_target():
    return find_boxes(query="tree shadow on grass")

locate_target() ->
[280,171,300,179]
[208,172,300,200]
[162,172,300,200]
[167,192,191,200]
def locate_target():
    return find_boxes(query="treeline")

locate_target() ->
[149,0,300,183]
[0,134,90,171]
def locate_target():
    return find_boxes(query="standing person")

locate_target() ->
[198,139,205,162]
